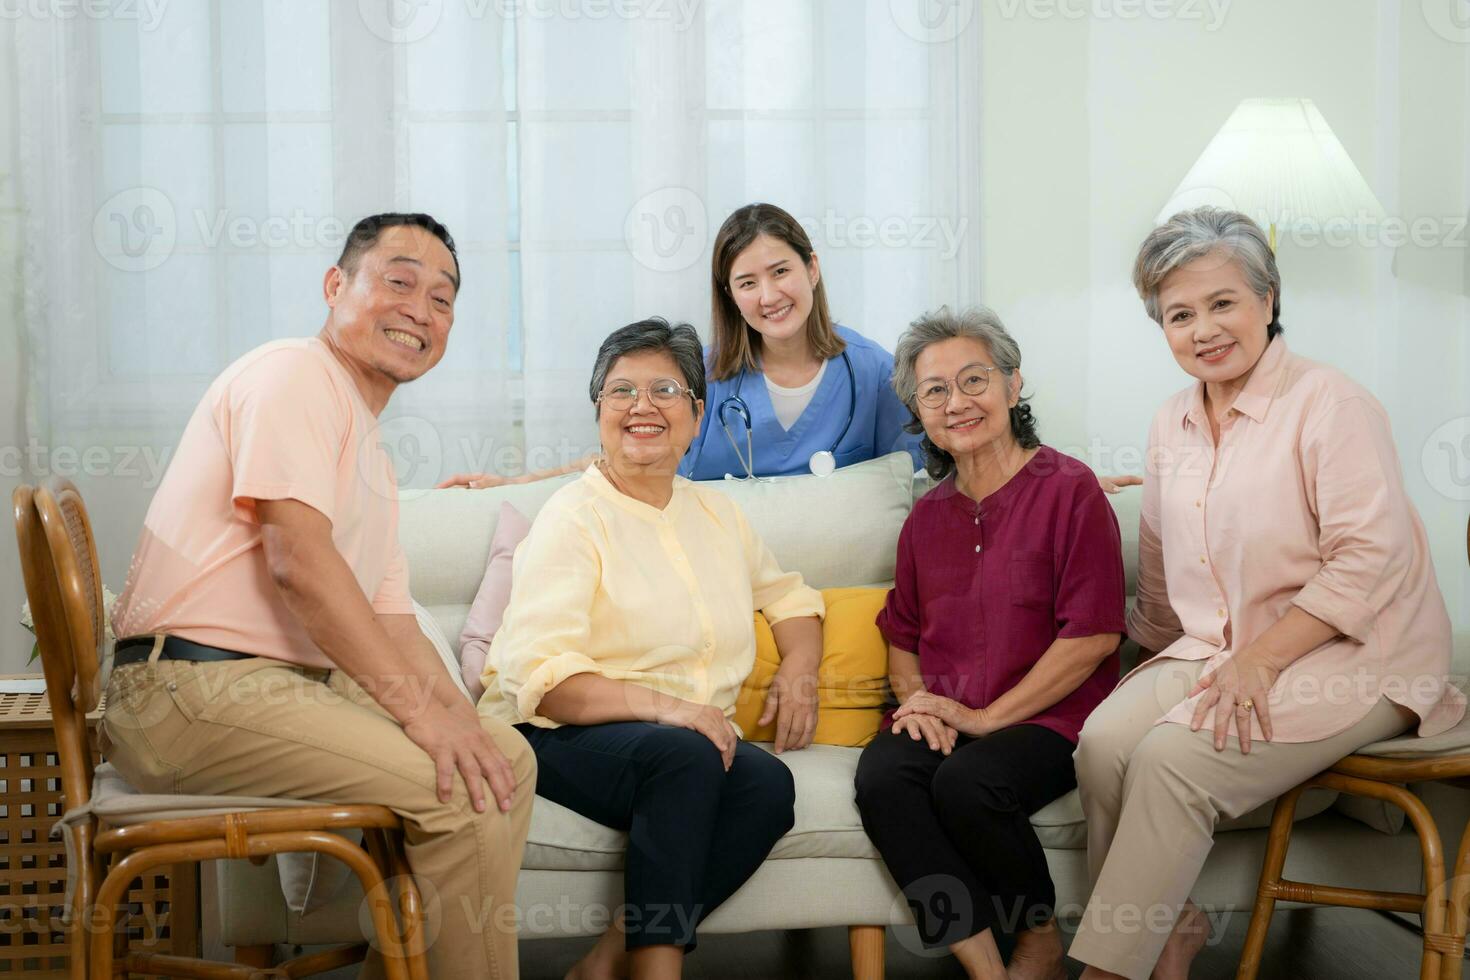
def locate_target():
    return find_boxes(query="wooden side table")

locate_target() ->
[0,676,198,978]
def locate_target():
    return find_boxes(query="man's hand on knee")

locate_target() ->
[403,701,520,813]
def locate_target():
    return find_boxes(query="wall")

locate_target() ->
[1,20,29,671]
[980,0,1470,636]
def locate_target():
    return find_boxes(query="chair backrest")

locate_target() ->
[12,479,104,809]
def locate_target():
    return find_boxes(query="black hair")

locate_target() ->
[337,212,460,290]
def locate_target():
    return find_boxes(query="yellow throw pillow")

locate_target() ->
[733,587,891,747]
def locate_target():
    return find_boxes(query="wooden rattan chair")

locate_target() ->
[1238,517,1470,980]
[13,478,429,980]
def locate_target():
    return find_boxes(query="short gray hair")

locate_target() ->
[588,317,706,417]
[891,305,1039,480]
[1133,206,1283,338]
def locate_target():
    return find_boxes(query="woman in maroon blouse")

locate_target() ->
[854,306,1126,980]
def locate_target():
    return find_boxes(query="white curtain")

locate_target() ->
[12,0,981,605]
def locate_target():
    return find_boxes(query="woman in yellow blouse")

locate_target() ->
[476,317,825,980]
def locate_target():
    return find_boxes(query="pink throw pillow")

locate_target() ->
[459,501,531,701]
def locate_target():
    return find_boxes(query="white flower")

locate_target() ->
[20,587,119,638]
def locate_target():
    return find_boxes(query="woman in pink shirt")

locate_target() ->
[1070,207,1466,980]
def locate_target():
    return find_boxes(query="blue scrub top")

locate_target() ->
[680,324,924,480]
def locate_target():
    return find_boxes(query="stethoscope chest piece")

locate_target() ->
[713,350,857,481]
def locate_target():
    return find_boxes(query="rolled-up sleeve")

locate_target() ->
[737,505,823,625]
[1127,417,1186,652]
[1290,395,1414,643]
[485,504,604,725]
[876,514,921,652]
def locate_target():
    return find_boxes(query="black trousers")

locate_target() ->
[854,723,1077,948]
[517,721,795,951]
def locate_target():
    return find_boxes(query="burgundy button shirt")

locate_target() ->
[877,445,1126,743]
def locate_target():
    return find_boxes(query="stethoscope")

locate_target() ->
[716,351,857,481]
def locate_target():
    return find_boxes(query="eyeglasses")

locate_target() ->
[915,363,998,408]
[596,378,695,410]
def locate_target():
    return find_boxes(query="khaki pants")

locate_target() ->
[1069,657,1413,980]
[103,655,536,980]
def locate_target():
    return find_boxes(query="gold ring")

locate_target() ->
[1237,698,1255,712]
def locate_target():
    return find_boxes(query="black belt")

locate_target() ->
[113,635,256,669]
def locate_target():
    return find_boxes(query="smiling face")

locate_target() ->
[596,349,704,475]
[1156,249,1273,386]
[322,224,458,393]
[913,337,1020,462]
[726,234,821,348]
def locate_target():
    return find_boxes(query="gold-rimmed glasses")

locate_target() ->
[596,378,695,410]
[914,363,998,409]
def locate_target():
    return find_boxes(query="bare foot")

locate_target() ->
[1150,901,1210,980]
[1008,919,1068,980]
[564,925,628,980]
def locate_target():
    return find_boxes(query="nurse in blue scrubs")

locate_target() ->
[681,202,923,481]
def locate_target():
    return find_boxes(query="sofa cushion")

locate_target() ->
[398,452,919,647]
[732,588,891,747]
[457,501,531,700]
[521,743,1091,872]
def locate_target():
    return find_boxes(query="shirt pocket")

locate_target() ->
[1009,551,1055,612]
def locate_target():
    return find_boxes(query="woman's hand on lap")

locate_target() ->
[892,711,958,754]
[893,690,994,739]
[655,696,737,770]
[1189,646,1281,753]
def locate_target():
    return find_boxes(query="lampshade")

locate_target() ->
[1155,98,1386,234]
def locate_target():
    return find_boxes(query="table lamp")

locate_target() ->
[1155,97,1387,250]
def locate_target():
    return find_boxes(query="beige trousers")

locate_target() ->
[1068,657,1413,980]
[102,655,536,980]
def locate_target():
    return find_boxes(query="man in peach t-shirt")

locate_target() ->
[105,213,534,980]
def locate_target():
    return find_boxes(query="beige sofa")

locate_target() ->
[211,451,1470,975]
